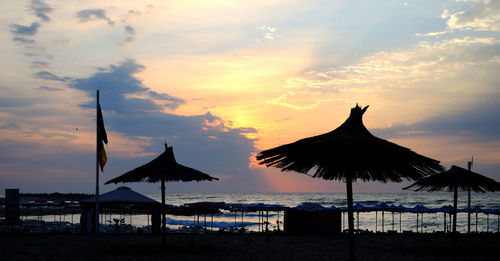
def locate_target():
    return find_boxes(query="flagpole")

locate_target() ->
[467,157,473,234]
[95,90,100,235]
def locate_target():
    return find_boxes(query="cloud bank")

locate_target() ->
[64,59,263,192]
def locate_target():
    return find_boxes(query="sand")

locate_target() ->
[0,233,498,260]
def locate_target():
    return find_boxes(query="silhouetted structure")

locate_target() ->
[404,165,500,246]
[5,189,21,225]
[105,144,218,245]
[285,208,341,235]
[256,104,443,260]
[80,186,161,234]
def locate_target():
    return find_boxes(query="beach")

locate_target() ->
[1,233,498,260]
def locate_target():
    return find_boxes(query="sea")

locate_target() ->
[25,192,500,233]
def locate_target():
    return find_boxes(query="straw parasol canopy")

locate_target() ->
[403,165,500,193]
[105,143,218,244]
[404,165,500,246]
[105,145,218,184]
[256,104,443,260]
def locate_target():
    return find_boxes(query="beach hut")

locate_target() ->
[105,144,218,245]
[256,104,443,260]
[404,165,500,246]
[80,186,161,233]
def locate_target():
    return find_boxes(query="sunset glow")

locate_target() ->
[1,0,499,194]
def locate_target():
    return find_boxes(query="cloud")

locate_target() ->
[59,59,263,192]
[148,90,186,110]
[37,86,63,91]
[68,59,184,112]
[29,0,53,22]
[259,26,277,40]
[69,60,186,111]
[268,35,499,110]
[9,22,40,36]
[123,25,136,43]
[444,0,500,31]
[255,26,279,43]
[34,71,72,82]
[372,102,500,141]
[125,25,135,35]
[415,31,447,37]
[76,9,114,25]
[13,37,35,44]
[0,123,20,130]
[32,61,49,68]
[0,95,37,108]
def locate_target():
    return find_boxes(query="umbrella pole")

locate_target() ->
[416,213,418,233]
[382,211,384,232]
[452,186,458,247]
[392,212,394,231]
[399,212,402,233]
[356,212,359,232]
[161,178,166,246]
[346,177,356,261]
[443,213,446,233]
[487,214,489,233]
[475,212,478,232]
[421,214,424,233]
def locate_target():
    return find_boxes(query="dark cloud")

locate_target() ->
[0,123,20,130]
[128,9,141,15]
[372,102,500,141]
[30,0,53,22]
[76,9,114,25]
[24,52,41,57]
[9,22,40,36]
[37,86,62,91]
[69,59,184,112]
[125,25,135,35]
[34,71,72,82]
[148,91,185,110]
[63,59,262,193]
[13,37,35,44]
[123,25,136,43]
[32,61,49,68]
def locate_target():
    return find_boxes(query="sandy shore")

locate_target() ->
[0,233,498,260]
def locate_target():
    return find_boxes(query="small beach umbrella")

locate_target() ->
[404,165,500,245]
[256,104,443,260]
[105,144,218,244]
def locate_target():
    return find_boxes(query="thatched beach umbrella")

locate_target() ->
[105,144,218,244]
[256,104,443,260]
[404,165,500,245]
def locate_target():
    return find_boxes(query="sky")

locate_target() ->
[0,0,499,195]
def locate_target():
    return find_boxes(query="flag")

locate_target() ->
[97,104,108,171]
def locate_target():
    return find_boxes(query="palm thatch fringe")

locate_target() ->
[257,105,443,182]
[105,145,218,185]
[403,165,500,193]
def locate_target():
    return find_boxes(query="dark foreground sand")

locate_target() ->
[0,233,498,261]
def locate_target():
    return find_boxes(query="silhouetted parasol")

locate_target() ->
[256,104,443,260]
[404,165,500,246]
[105,144,218,245]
